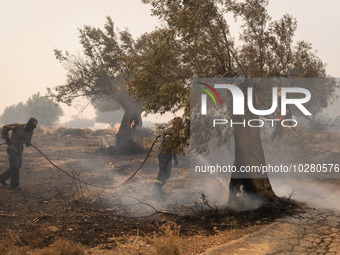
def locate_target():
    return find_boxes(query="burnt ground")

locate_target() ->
[0,127,339,254]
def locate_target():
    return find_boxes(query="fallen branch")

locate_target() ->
[118,195,179,218]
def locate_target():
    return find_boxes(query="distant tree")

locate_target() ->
[0,93,63,126]
[0,102,27,124]
[26,93,63,126]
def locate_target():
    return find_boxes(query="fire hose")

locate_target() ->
[0,135,161,189]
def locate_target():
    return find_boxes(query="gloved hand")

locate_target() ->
[25,140,31,147]
[5,139,10,144]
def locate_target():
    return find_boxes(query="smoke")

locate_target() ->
[69,148,340,216]
[48,125,340,217]
[67,150,340,216]
[83,154,234,216]
[188,145,267,211]
[271,178,340,211]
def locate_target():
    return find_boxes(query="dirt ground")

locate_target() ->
[0,126,338,254]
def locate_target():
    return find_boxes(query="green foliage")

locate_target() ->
[155,117,189,155]
[226,0,327,78]
[48,17,142,115]
[134,0,331,100]
[129,0,337,151]
[49,17,144,149]
[131,0,235,116]
[0,93,63,126]
[47,0,338,152]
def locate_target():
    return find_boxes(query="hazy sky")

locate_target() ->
[1,0,339,123]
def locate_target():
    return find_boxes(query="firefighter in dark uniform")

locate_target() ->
[0,117,38,189]
[152,117,186,200]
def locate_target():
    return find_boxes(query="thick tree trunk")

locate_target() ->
[116,99,143,154]
[228,115,279,208]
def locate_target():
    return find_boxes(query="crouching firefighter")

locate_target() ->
[152,117,188,200]
[0,118,38,189]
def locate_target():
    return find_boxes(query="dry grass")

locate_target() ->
[91,221,182,255]
[113,236,150,255]
[0,232,85,255]
[152,221,181,255]
[0,234,30,255]
[31,238,85,255]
